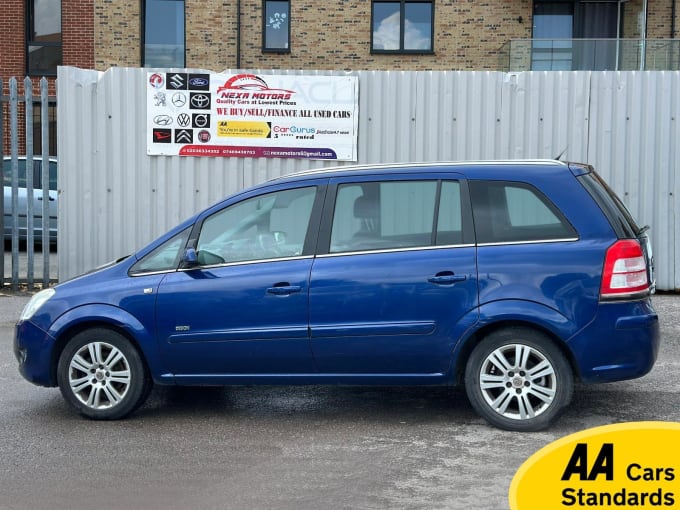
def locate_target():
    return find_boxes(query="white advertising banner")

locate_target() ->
[146,72,358,161]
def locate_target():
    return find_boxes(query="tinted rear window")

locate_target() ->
[470,180,577,244]
[577,171,639,238]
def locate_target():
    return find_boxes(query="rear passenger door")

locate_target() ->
[309,175,478,375]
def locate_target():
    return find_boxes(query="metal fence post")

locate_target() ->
[25,77,35,289]
[41,77,50,285]
[9,78,19,291]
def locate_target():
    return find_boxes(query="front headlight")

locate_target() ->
[20,288,55,321]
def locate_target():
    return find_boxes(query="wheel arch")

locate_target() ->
[47,305,161,387]
[451,303,582,385]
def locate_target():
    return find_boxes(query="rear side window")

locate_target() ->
[2,159,57,190]
[470,180,576,244]
[329,180,464,253]
[3,159,27,187]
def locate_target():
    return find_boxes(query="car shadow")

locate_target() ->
[135,384,479,425]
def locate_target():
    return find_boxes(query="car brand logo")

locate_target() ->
[175,129,193,143]
[198,130,211,143]
[189,77,209,87]
[192,113,210,128]
[171,93,187,108]
[177,113,191,127]
[149,73,164,89]
[153,115,173,126]
[188,74,210,90]
[167,73,187,90]
[190,93,211,109]
[152,128,172,143]
[153,92,167,107]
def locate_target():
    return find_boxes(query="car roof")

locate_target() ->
[266,159,579,186]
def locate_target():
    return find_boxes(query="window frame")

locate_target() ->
[142,0,186,68]
[26,0,63,77]
[371,0,435,55]
[262,0,291,53]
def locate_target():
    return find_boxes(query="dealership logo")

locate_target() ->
[216,73,295,100]
[190,93,211,109]
[167,73,187,90]
[171,93,187,108]
[149,73,164,89]
[188,74,210,90]
[153,115,173,126]
[152,128,172,143]
[197,130,211,143]
[177,113,191,127]
[192,113,210,128]
[175,129,193,143]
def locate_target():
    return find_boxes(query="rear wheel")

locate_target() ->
[464,327,573,431]
[57,329,151,420]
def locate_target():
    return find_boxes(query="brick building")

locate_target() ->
[1,0,93,155]
[2,0,679,154]
[94,0,678,71]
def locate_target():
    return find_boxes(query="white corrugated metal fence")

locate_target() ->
[57,67,679,290]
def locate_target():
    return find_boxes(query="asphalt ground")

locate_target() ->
[0,292,678,510]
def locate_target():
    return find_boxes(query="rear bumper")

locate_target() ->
[567,298,660,383]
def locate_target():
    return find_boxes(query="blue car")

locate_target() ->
[15,161,659,431]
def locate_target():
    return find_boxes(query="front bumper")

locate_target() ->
[14,320,58,387]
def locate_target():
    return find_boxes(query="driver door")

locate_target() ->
[155,184,323,378]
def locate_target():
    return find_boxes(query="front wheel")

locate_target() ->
[57,329,152,420]
[464,327,573,432]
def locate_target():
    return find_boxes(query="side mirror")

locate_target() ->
[182,247,199,268]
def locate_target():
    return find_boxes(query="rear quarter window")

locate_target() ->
[470,180,577,244]
[577,171,639,238]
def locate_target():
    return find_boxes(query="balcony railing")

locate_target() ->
[499,39,680,72]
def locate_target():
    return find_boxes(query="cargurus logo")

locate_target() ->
[290,126,315,134]
[273,125,315,134]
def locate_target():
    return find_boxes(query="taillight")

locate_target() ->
[600,240,650,299]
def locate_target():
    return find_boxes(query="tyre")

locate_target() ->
[57,329,152,420]
[464,327,573,432]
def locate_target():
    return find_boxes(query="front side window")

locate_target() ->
[470,181,577,244]
[144,0,185,67]
[330,180,464,253]
[263,0,290,52]
[372,0,433,53]
[130,227,191,275]
[196,186,317,266]
[27,0,62,76]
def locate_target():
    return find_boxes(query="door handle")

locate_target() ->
[266,284,302,295]
[428,272,467,285]
[37,197,55,201]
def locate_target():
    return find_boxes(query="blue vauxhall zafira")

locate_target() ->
[15,161,659,431]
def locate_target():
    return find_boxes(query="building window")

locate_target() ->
[371,0,433,53]
[144,0,185,68]
[263,0,290,52]
[26,0,62,76]
[532,1,622,71]
[32,101,58,156]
